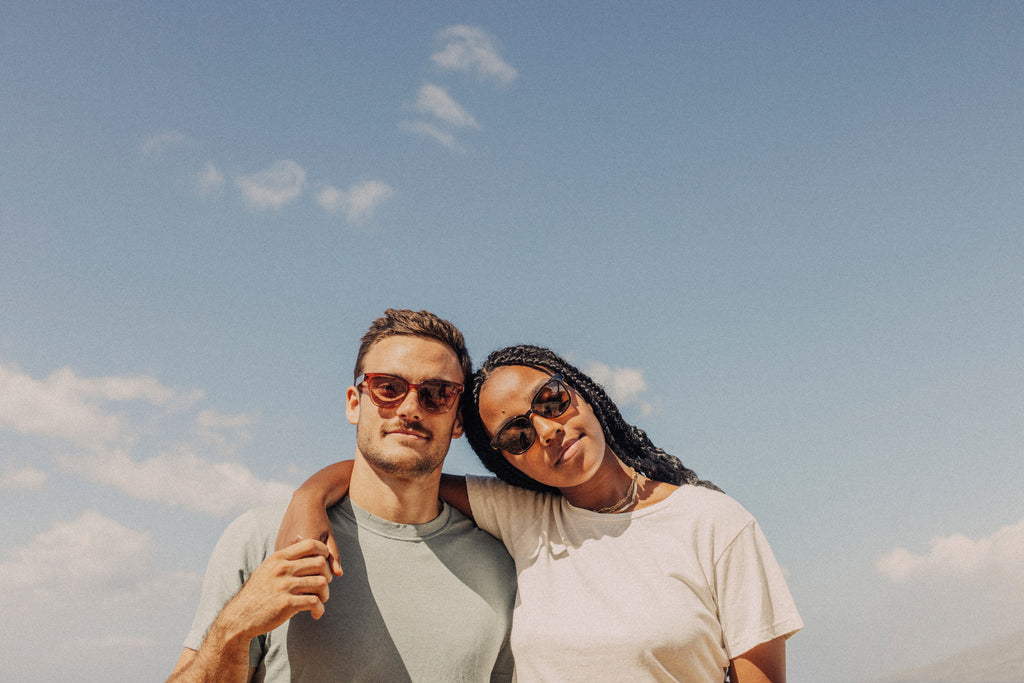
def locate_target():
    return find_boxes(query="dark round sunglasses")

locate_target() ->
[489,373,572,454]
[356,373,464,414]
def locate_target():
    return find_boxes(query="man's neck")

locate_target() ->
[347,458,443,524]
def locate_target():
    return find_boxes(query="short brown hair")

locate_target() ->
[353,308,472,383]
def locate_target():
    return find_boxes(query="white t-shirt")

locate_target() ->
[466,476,803,682]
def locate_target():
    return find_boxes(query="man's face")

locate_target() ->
[346,335,464,480]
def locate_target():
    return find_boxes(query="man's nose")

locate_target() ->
[396,389,423,421]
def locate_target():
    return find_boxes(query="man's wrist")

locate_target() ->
[206,603,257,657]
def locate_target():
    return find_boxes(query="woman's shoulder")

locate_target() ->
[466,474,557,510]
[661,484,756,529]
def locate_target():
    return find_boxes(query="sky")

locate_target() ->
[2,2,1023,681]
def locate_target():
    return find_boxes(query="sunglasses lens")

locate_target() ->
[417,383,459,413]
[366,376,409,407]
[533,380,571,418]
[494,417,535,454]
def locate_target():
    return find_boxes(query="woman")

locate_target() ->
[280,345,802,682]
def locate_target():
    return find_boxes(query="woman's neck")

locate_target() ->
[559,451,639,513]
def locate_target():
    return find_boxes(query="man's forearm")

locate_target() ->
[166,620,252,683]
[169,538,332,683]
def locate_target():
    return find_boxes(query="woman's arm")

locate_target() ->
[274,461,354,576]
[275,463,475,573]
[439,474,472,520]
[728,636,787,683]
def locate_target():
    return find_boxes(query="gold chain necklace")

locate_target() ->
[595,468,639,513]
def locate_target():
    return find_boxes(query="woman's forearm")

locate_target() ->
[295,460,354,507]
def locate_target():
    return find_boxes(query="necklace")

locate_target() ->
[595,468,639,513]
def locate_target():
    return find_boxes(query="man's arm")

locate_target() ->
[168,645,254,683]
[167,539,333,683]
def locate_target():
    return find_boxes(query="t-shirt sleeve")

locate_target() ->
[714,518,804,659]
[182,508,275,667]
[466,475,550,548]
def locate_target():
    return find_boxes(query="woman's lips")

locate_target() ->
[555,436,582,465]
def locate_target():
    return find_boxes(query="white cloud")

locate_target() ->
[0,510,162,595]
[0,511,201,677]
[0,361,284,516]
[236,159,307,210]
[400,120,459,150]
[59,446,293,517]
[583,361,652,415]
[0,362,199,451]
[197,161,225,196]
[0,361,298,677]
[431,25,518,86]
[415,84,480,129]
[317,180,394,223]
[141,130,189,156]
[197,409,253,456]
[877,518,1024,600]
[0,463,47,489]
[197,408,253,432]
[345,181,394,222]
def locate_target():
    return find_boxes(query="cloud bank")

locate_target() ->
[0,463,47,489]
[0,362,199,451]
[877,518,1024,602]
[0,360,293,518]
[0,511,201,676]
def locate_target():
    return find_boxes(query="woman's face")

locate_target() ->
[477,365,608,489]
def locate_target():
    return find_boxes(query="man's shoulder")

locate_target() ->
[443,505,512,557]
[226,502,288,533]
[213,502,289,559]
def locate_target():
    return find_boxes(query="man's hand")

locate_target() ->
[223,538,335,638]
[167,539,334,683]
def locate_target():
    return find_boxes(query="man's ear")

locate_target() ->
[345,386,361,425]
[451,408,464,439]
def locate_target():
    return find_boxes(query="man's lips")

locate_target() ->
[384,423,430,439]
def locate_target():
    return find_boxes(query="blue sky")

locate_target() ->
[2,3,1023,681]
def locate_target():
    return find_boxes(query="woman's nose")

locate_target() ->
[531,413,563,445]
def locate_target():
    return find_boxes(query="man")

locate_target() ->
[169,309,515,682]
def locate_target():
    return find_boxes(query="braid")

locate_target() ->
[461,345,721,493]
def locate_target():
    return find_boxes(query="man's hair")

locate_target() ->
[461,344,721,494]
[354,308,472,383]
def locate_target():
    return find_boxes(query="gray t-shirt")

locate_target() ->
[185,498,516,682]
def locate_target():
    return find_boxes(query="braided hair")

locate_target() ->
[461,344,721,494]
